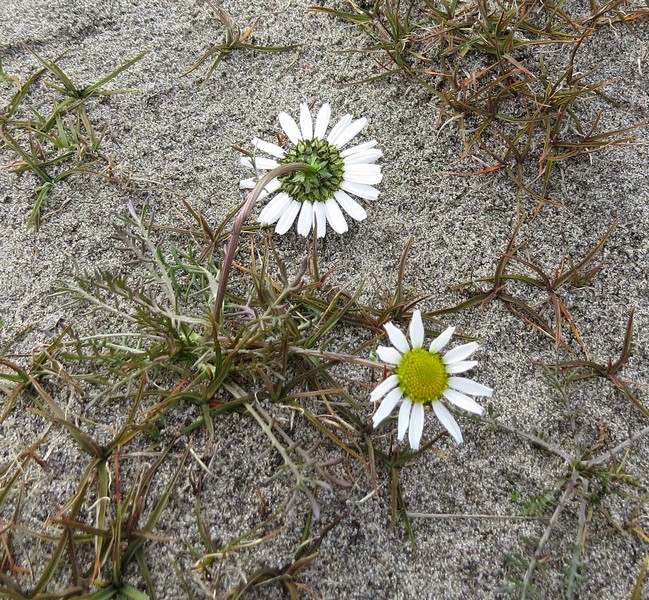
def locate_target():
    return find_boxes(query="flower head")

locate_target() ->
[240,103,382,238]
[370,310,493,450]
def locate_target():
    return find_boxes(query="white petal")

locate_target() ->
[241,156,279,170]
[278,111,302,145]
[432,401,463,444]
[241,177,281,198]
[444,360,478,374]
[314,201,327,238]
[443,342,480,365]
[343,164,383,185]
[297,201,314,237]
[447,377,493,397]
[340,140,377,157]
[327,114,352,146]
[314,103,331,139]
[397,397,412,441]
[443,388,484,415]
[324,197,348,234]
[299,103,313,140]
[409,310,424,349]
[339,181,380,200]
[331,117,367,148]
[370,374,399,402]
[409,402,425,450]
[429,326,455,353]
[376,345,402,365]
[343,149,383,165]
[384,322,410,354]
[372,387,402,427]
[258,192,292,225]
[333,190,367,221]
[252,137,285,158]
[275,199,301,234]
[258,180,282,199]
[263,178,282,194]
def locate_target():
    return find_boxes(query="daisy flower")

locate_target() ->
[370,310,493,450]
[240,102,382,238]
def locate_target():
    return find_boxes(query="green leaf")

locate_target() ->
[83,50,148,97]
[119,584,150,600]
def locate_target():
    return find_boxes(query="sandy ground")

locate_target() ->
[1,0,648,598]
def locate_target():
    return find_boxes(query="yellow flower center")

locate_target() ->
[395,348,448,404]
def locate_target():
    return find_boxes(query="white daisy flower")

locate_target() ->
[240,102,382,238]
[370,310,493,450]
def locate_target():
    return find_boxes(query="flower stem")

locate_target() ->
[212,162,316,325]
[310,223,320,282]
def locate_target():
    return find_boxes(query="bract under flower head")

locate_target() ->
[240,102,383,238]
[370,310,493,450]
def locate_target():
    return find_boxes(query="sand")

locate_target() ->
[1,0,648,598]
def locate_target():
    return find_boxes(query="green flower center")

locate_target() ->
[279,138,344,203]
[395,348,448,404]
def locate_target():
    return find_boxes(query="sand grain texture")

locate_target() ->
[1,0,648,598]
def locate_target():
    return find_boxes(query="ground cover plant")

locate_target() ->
[1,0,648,598]
[0,47,145,229]
[312,0,649,208]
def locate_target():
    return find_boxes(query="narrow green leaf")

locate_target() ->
[83,50,148,97]
[23,43,77,96]
[119,584,149,600]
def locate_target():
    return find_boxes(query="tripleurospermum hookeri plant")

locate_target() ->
[370,310,493,450]
[236,104,492,450]
[240,102,382,237]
